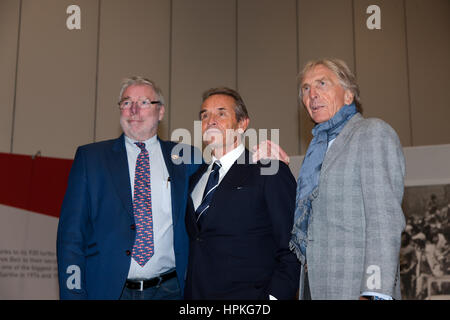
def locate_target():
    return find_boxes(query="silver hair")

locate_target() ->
[118,76,165,106]
[298,58,362,113]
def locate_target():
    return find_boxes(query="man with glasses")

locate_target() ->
[57,76,201,299]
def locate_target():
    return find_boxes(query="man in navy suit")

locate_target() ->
[184,87,300,299]
[57,76,201,299]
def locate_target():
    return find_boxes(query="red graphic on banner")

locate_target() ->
[0,153,73,218]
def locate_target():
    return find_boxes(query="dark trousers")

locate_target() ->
[303,269,311,300]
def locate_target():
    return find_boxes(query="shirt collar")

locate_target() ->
[124,134,158,150]
[211,143,245,172]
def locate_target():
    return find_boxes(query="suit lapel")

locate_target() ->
[159,139,190,227]
[217,150,253,189]
[321,113,364,175]
[188,163,208,194]
[198,149,253,230]
[107,134,133,218]
[186,163,208,228]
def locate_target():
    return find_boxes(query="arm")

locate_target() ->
[56,147,89,299]
[263,161,300,299]
[360,120,406,298]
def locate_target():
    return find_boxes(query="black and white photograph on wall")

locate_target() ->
[400,184,450,300]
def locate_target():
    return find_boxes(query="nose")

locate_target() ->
[207,114,217,127]
[130,101,139,115]
[309,86,318,100]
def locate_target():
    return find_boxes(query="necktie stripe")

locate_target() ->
[195,161,221,229]
[202,184,219,200]
[196,205,210,222]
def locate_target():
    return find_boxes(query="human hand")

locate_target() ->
[252,140,290,165]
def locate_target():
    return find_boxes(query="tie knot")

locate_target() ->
[212,161,221,172]
[135,142,146,151]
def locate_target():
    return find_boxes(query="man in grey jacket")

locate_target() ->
[289,58,406,300]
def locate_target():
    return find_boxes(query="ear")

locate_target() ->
[238,117,249,132]
[158,105,165,121]
[344,90,354,105]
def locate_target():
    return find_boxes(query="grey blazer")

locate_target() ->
[303,113,406,300]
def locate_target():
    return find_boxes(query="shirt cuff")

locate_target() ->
[361,291,393,300]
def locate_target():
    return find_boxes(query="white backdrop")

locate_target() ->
[0,204,59,299]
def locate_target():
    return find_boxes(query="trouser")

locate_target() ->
[299,264,311,300]
[120,270,182,300]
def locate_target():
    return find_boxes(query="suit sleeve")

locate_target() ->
[360,120,406,297]
[263,161,300,299]
[56,147,90,299]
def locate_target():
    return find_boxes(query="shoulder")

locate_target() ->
[358,117,397,136]
[76,136,121,155]
[352,117,401,146]
[159,139,203,173]
[160,139,198,154]
[163,140,202,160]
[356,118,405,168]
[159,139,177,149]
[255,159,295,182]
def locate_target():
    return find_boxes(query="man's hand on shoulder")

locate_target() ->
[252,140,290,165]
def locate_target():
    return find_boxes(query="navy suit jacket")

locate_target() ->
[57,134,201,299]
[184,150,300,300]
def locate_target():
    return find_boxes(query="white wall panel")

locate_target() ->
[406,0,450,146]
[238,0,299,155]
[13,0,99,158]
[0,0,20,153]
[354,0,412,147]
[170,0,237,148]
[95,0,171,142]
[297,0,355,153]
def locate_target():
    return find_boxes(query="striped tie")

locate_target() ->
[195,161,222,229]
[131,142,154,267]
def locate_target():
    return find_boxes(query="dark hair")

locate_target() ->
[201,87,249,122]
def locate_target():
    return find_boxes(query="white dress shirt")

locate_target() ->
[191,144,245,210]
[124,135,175,280]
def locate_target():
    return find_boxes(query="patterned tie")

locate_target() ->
[131,142,154,267]
[195,161,222,229]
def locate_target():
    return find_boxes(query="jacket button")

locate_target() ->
[125,250,131,256]
[130,224,136,230]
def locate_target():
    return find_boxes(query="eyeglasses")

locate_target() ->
[118,98,161,110]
